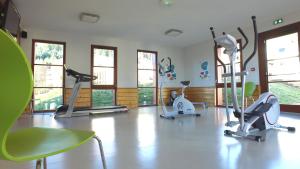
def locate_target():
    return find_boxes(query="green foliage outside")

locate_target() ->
[92,90,114,107]
[269,83,300,105]
[35,43,63,62]
[138,88,155,105]
[223,83,300,106]
[34,96,63,111]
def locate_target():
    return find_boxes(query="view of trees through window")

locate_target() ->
[137,50,157,106]
[91,45,117,107]
[33,40,65,111]
[92,90,115,107]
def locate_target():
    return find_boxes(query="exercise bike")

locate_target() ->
[159,57,201,119]
[210,16,295,142]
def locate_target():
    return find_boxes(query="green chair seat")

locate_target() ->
[245,81,256,97]
[6,127,95,162]
[0,29,106,168]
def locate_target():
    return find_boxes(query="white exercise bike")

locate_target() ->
[210,16,295,142]
[159,57,201,119]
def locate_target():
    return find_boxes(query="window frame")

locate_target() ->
[137,49,158,107]
[91,45,118,106]
[214,39,243,107]
[258,21,300,112]
[31,39,66,112]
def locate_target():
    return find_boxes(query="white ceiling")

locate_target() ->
[14,0,300,47]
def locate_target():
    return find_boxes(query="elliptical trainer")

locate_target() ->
[210,16,295,142]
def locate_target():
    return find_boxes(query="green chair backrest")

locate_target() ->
[0,29,33,159]
[245,81,256,97]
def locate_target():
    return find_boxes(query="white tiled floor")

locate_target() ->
[1,107,300,169]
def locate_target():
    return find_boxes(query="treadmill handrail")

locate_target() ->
[65,67,97,82]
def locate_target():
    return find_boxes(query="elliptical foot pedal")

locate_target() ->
[160,115,175,120]
[224,130,232,136]
[287,127,296,132]
[254,136,264,142]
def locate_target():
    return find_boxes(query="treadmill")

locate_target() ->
[55,65,128,118]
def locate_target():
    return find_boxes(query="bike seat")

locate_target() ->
[180,81,190,86]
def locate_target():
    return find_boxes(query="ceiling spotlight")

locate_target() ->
[79,12,100,23]
[165,29,183,37]
[160,0,174,7]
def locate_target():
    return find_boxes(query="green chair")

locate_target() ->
[245,81,256,106]
[0,29,107,169]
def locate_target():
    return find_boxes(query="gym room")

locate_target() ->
[1,0,300,168]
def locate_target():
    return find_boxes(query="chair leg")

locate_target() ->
[35,158,47,169]
[43,158,47,169]
[36,159,42,169]
[93,136,107,169]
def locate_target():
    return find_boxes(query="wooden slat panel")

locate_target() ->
[185,87,216,107]
[117,88,138,109]
[64,88,91,107]
[158,87,215,107]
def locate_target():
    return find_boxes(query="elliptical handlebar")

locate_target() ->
[210,27,227,73]
[237,27,248,52]
[209,16,258,72]
[243,16,258,71]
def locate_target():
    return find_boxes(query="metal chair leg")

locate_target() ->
[43,158,47,169]
[93,136,107,169]
[36,159,42,169]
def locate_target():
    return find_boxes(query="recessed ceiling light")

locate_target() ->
[160,0,174,7]
[165,29,183,37]
[79,12,100,23]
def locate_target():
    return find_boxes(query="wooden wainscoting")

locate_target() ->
[64,88,91,107]
[185,87,216,107]
[117,88,138,109]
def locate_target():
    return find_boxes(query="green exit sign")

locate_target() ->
[273,18,283,25]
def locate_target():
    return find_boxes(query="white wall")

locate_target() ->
[20,10,300,89]
[21,28,185,88]
[183,10,300,87]
[183,40,216,87]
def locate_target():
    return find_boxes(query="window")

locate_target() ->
[137,50,157,106]
[91,45,117,107]
[32,40,65,111]
[215,40,243,106]
[258,22,300,112]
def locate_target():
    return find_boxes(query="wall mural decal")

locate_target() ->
[200,61,209,79]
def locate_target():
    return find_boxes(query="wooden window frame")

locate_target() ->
[258,21,300,112]
[137,50,158,107]
[214,39,243,107]
[91,45,118,106]
[32,39,66,112]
